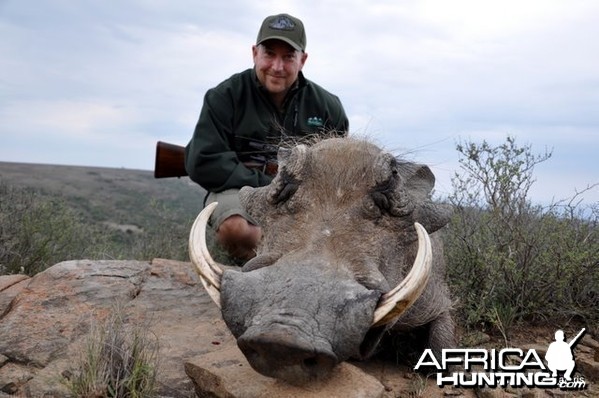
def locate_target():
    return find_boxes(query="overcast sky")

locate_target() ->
[1,0,598,206]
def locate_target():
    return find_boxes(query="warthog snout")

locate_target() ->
[238,323,338,384]
[217,259,382,384]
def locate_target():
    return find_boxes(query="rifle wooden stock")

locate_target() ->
[154,141,188,178]
[154,141,279,179]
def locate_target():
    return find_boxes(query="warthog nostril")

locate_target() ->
[237,324,338,384]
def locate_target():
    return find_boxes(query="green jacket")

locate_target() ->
[185,68,349,192]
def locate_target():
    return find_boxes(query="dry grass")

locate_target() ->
[63,307,159,398]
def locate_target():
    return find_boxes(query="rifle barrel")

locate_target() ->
[568,328,586,348]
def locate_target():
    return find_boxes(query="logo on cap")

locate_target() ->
[269,16,296,31]
[257,13,306,52]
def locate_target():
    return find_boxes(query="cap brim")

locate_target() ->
[257,36,303,52]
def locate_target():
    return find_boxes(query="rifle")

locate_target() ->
[153,141,279,179]
[154,141,188,178]
[568,328,586,348]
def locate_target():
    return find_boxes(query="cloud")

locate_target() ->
[1,0,598,205]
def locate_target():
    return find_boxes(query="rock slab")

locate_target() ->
[185,344,385,398]
[0,258,220,397]
[4,259,596,397]
[0,259,388,397]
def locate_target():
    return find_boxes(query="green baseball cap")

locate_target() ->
[256,13,306,52]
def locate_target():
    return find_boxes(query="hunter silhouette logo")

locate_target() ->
[414,328,587,390]
[545,328,585,381]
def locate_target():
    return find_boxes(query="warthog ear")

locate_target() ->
[399,163,452,233]
[399,162,435,199]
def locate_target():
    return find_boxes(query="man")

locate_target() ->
[185,13,349,261]
[545,330,576,381]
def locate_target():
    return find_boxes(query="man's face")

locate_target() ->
[253,40,308,101]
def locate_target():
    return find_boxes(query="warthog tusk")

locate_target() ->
[189,202,224,308]
[371,222,432,327]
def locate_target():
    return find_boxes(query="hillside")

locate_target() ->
[0,161,205,230]
[0,161,208,273]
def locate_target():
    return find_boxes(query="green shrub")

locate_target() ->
[0,183,110,275]
[445,136,598,337]
[0,181,197,276]
[126,199,193,261]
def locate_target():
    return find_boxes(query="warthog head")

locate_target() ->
[190,137,455,385]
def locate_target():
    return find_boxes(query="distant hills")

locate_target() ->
[0,161,206,231]
[0,161,212,269]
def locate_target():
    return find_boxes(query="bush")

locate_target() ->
[445,136,598,337]
[127,199,193,261]
[0,183,109,275]
[0,182,194,276]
